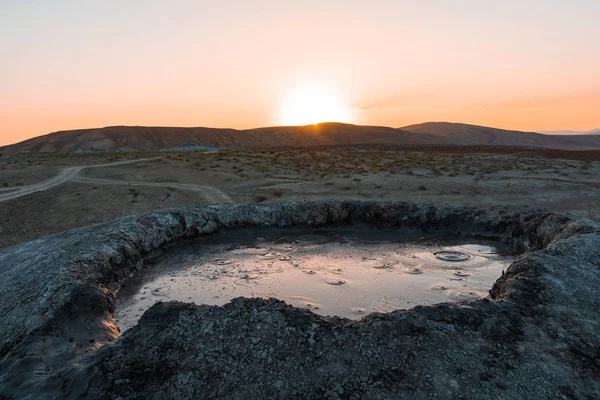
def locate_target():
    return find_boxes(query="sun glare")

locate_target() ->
[280,86,351,126]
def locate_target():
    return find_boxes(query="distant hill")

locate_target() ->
[400,122,600,149]
[542,129,600,136]
[0,123,442,154]
[2,122,600,154]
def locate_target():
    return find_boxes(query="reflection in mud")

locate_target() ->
[115,228,516,330]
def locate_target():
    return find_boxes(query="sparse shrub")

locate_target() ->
[2,182,7,187]
[255,194,268,202]
[418,185,427,191]
[273,189,284,198]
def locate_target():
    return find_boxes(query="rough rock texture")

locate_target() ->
[1,200,599,399]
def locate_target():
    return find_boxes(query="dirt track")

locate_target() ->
[0,167,83,202]
[72,176,232,203]
[0,157,232,204]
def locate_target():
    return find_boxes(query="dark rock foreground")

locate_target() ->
[1,200,599,399]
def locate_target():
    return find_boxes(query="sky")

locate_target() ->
[1,0,599,146]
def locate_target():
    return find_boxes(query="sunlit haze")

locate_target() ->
[280,86,351,126]
[1,1,599,145]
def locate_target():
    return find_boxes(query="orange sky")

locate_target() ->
[2,1,599,146]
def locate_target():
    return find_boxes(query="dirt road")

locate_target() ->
[73,176,233,203]
[0,167,83,202]
[0,157,232,204]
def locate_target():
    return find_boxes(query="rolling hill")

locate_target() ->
[2,122,600,154]
[542,129,600,136]
[400,122,600,149]
[0,124,441,154]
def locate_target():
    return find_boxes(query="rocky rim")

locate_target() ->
[1,200,599,399]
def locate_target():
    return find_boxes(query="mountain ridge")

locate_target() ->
[2,122,600,154]
[541,128,600,136]
[400,122,600,149]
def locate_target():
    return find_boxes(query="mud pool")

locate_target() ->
[115,228,517,329]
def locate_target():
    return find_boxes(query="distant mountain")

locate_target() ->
[0,123,441,154]
[541,129,600,136]
[400,122,600,149]
[2,122,600,154]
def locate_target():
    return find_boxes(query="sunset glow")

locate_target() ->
[1,1,599,145]
[280,86,351,126]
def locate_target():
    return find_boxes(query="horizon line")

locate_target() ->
[2,120,599,148]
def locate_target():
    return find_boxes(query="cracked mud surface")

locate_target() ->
[1,200,600,399]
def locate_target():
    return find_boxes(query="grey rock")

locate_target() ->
[0,200,599,399]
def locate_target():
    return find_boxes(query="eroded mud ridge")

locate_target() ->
[1,201,600,399]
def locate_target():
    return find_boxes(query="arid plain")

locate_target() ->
[1,145,598,249]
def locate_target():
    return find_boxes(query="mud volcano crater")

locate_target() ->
[1,200,600,399]
[115,228,518,330]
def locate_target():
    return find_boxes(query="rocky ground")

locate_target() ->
[1,201,599,399]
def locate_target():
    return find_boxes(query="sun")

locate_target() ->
[279,86,351,126]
